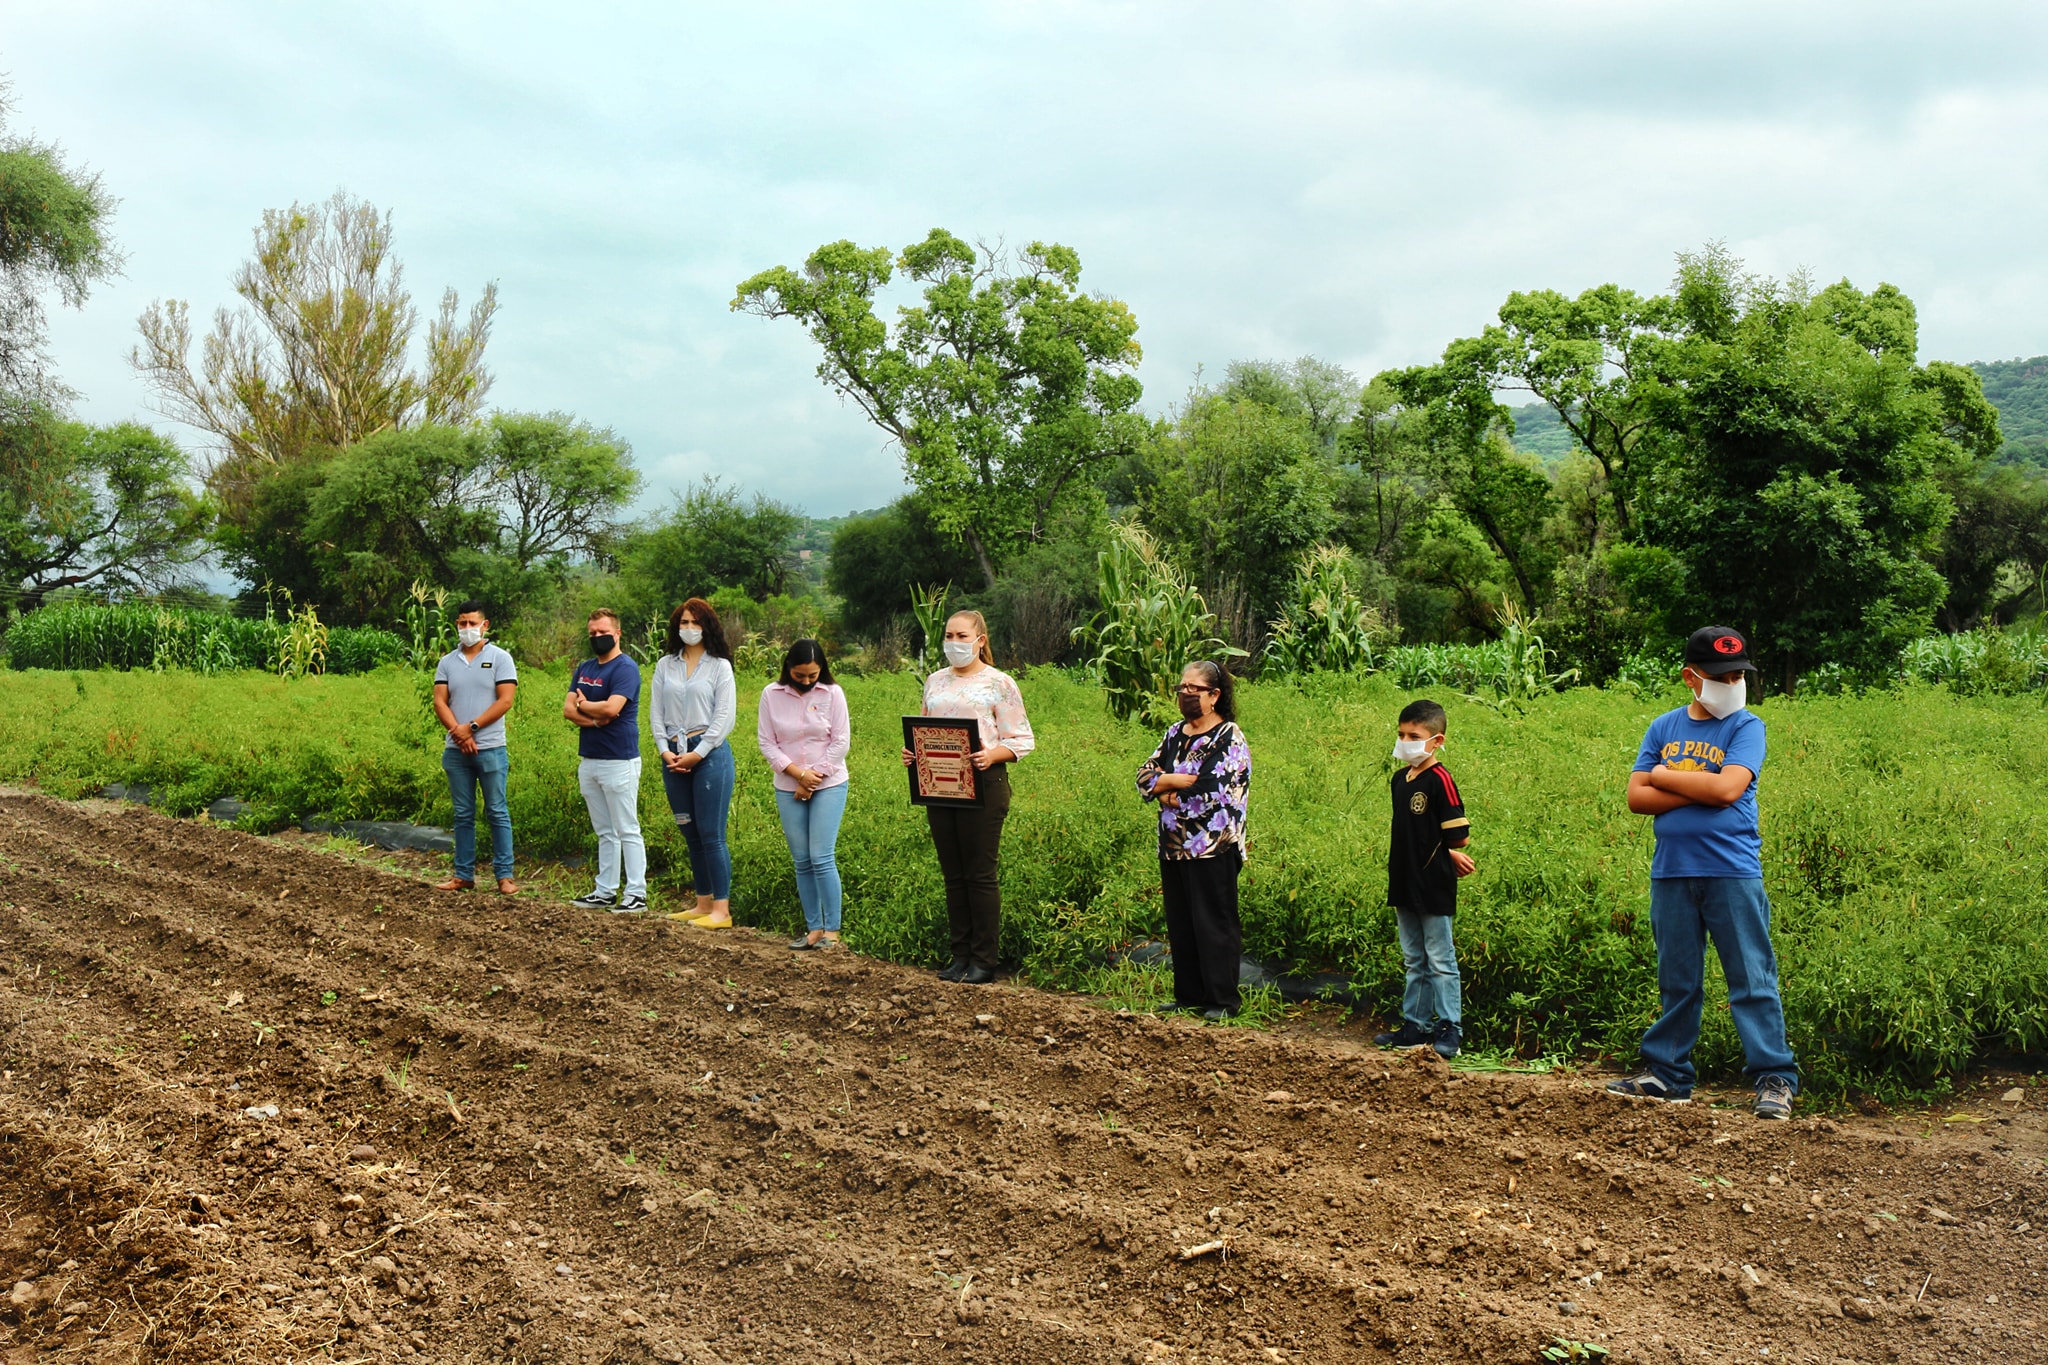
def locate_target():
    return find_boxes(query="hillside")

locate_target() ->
[1504,360,2048,468]
[1971,356,2048,466]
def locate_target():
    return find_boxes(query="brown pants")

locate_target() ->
[925,765,1011,970]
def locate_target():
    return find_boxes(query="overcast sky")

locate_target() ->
[8,1,2047,520]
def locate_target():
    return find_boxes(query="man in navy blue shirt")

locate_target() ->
[563,608,647,913]
[1609,626,1798,1120]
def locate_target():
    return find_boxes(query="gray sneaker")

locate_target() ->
[1754,1075,1795,1120]
[1605,1071,1692,1103]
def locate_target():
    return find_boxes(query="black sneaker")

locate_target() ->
[612,895,648,915]
[1754,1075,1795,1120]
[1154,1001,1195,1015]
[1431,1020,1462,1059]
[1605,1071,1692,1103]
[1373,1020,1432,1048]
[1199,1006,1236,1022]
[571,890,617,909]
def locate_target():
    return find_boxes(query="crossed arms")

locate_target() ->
[1627,764,1753,814]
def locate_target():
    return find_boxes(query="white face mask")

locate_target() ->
[679,625,703,646]
[942,640,979,668]
[1392,736,1434,764]
[1695,674,1747,719]
[457,626,484,648]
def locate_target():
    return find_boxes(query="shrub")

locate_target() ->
[1262,544,1392,677]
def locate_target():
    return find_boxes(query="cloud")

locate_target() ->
[8,0,2046,522]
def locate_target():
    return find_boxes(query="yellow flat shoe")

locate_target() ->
[691,917,733,930]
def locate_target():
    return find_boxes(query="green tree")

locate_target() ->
[616,477,805,618]
[734,230,1143,588]
[826,496,981,640]
[1649,252,2002,687]
[1218,356,1358,448]
[131,190,496,522]
[1139,395,1338,639]
[278,415,636,624]
[1937,465,2048,629]
[0,91,117,405]
[1398,282,1680,538]
[0,418,210,609]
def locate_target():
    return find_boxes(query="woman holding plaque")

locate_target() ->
[651,598,738,928]
[900,610,1035,984]
[758,639,851,950]
[1136,661,1251,1020]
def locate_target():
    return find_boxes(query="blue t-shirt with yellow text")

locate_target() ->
[1632,706,1765,879]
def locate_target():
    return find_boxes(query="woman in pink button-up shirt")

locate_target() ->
[757,639,852,949]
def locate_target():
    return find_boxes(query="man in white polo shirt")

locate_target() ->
[431,600,520,894]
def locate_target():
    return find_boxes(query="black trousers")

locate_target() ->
[1161,851,1242,1010]
[926,765,1011,969]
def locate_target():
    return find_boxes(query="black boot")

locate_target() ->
[959,964,995,985]
[938,957,969,982]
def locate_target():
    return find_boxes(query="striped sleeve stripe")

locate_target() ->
[1440,817,1470,830]
[1434,766,1461,806]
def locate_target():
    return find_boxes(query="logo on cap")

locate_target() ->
[1713,635,1744,655]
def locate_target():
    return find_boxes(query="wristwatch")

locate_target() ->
[467,721,479,736]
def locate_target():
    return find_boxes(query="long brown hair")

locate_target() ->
[667,597,732,660]
[945,609,995,666]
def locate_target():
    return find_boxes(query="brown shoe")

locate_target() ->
[496,878,519,896]
[434,877,475,891]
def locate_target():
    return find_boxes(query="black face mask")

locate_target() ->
[790,678,817,694]
[1177,692,1206,720]
[589,633,616,656]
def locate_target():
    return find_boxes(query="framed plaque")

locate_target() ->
[904,716,983,808]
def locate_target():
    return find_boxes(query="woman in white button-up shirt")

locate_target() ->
[649,597,738,927]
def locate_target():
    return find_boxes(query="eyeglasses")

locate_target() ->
[1175,684,1217,696]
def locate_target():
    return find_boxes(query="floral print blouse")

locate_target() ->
[920,666,1036,759]
[1136,720,1251,861]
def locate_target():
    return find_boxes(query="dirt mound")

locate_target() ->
[0,791,2041,1363]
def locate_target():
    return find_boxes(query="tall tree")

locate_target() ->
[1139,395,1339,637]
[734,230,1143,588]
[1219,356,1359,448]
[0,91,117,407]
[827,496,982,640]
[1649,251,2002,687]
[1398,282,1681,538]
[130,191,496,518]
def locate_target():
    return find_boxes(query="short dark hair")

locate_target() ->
[779,638,835,688]
[1398,698,1447,735]
[666,597,732,661]
[1184,659,1236,723]
[453,599,489,621]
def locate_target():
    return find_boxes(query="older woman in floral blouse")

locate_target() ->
[1136,660,1252,1020]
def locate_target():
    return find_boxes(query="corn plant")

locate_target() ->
[1262,544,1392,677]
[1071,519,1244,725]
[402,580,453,669]
[273,597,329,679]
[909,582,951,674]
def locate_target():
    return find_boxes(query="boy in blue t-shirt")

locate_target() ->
[1608,626,1797,1120]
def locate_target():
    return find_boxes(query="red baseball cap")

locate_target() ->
[1683,626,1756,672]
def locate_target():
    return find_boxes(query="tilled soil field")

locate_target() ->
[0,791,2042,1364]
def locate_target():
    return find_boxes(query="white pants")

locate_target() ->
[577,757,647,898]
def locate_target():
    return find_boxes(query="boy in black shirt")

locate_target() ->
[1374,699,1475,1058]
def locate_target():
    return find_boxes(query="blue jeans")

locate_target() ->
[442,745,513,881]
[1640,877,1798,1093]
[776,783,848,932]
[1396,908,1461,1028]
[661,736,734,901]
